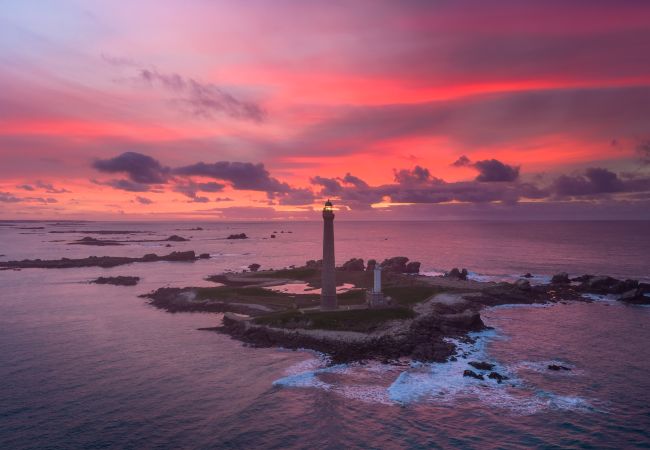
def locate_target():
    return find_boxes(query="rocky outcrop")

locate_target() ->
[227,233,248,240]
[199,253,211,259]
[514,279,531,291]
[551,272,570,284]
[70,236,123,246]
[340,258,365,271]
[91,276,140,286]
[463,370,484,380]
[446,268,468,280]
[379,256,422,274]
[548,364,571,371]
[618,288,650,305]
[366,259,377,271]
[0,250,198,269]
[248,263,261,272]
[469,361,494,371]
[405,261,421,274]
[305,259,323,269]
[165,235,188,242]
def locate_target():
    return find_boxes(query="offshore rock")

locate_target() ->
[340,258,365,271]
[463,370,484,380]
[551,272,570,284]
[446,268,468,280]
[405,261,421,274]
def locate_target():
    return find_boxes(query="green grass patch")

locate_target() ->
[250,267,319,280]
[383,285,445,305]
[195,286,287,300]
[254,307,415,333]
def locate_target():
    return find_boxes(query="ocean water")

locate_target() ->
[0,220,649,449]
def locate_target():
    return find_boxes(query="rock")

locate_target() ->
[199,253,210,259]
[366,259,377,271]
[305,259,322,269]
[248,263,261,272]
[380,256,409,273]
[270,234,276,238]
[522,273,533,278]
[0,250,197,269]
[547,364,571,371]
[166,235,188,242]
[227,233,248,240]
[572,274,593,283]
[405,261,421,274]
[618,288,650,305]
[161,251,196,261]
[514,279,531,291]
[463,369,484,380]
[468,361,494,371]
[91,276,140,286]
[488,372,509,383]
[551,272,570,284]
[341,258,365,271]
[446,268,468,280]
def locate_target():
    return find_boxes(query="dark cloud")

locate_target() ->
[93,152,170,184]
[277,188,316,206]
[17,184,34,191]
[92,178,152,192]
[341,173,369,189]
[174,161,290,194]
[135,196,154,205]
[474,159,520,182]
[0,192,58,204]
[0,192,22,203]
[35,181,70,194]
[311,176,343,196]
[552,167,650,197]
[451,155,471,167]
[394,166,443,186]
[173,180,226,201]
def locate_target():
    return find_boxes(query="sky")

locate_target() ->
[1,0,649,220]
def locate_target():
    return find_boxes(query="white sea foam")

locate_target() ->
[273,326,594,415]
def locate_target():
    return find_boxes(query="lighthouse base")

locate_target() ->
[366,291,391,308]
[320,294,338,310]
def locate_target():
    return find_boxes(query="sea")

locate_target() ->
[0,220,649,449]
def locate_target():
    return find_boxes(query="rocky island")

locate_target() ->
[142,257,649,364]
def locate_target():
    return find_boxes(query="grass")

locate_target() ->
[254,307,415,333]
[250,267,319,280]
[383,285,447,305]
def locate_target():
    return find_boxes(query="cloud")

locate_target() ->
[474,159,520,182]
[451,155,471,167]
[0,192,22,203]
[92,178,152,192]
[311,176,343,196]
[0,192,58,204]
[35,181,70,193]
[135,196,154,205]
[552,167,650,197]
[277,188,316,206]
[173,180,226,201]
[174,161,290,194]
[17,184,35,191]
[93,152,170,184]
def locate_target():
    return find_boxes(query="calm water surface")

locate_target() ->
[0,221,649,449]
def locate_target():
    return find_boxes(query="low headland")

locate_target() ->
[141,256,650,366]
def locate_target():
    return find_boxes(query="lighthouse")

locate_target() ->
[321,200,337,310]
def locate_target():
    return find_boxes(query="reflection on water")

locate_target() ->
[0,221,649,448]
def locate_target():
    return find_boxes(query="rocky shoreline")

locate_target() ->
[0,250,206,269]
[139,259,649,364]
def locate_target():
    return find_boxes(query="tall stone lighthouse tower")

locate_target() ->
[321,200,337,310]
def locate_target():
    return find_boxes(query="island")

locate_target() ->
[141,257,649,365]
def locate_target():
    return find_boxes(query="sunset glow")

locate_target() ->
[1,0,649,220]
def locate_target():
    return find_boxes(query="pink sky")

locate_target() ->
[1,0,649,220]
